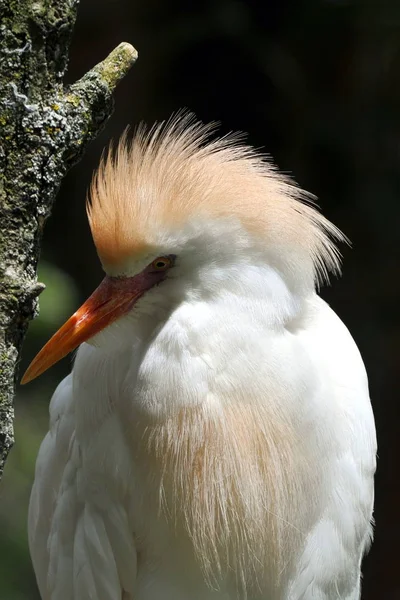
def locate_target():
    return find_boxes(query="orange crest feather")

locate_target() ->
[87,112,344,281]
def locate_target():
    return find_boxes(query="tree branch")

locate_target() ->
[0,0,137,479]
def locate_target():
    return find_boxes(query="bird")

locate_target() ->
[22,113,376,600]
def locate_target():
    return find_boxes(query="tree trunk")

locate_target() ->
[0,0,137,479]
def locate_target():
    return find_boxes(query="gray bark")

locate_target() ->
[0,0,137,479]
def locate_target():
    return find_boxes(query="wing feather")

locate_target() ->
[28,373,137,600]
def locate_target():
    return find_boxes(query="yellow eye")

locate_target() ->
[150,256,174,271]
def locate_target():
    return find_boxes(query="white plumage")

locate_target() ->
[25,115,376,600]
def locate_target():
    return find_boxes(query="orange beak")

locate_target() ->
[21,271,165,385]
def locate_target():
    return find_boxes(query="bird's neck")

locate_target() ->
[74,262,313,428]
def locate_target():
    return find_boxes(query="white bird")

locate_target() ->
[23,114,376,600]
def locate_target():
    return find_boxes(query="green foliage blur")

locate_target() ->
[1,1,399,598]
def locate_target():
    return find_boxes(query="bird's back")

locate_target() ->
[283,297,376,599]
[28,295,376,600]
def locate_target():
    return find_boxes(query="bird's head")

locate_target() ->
[22,113,344,384]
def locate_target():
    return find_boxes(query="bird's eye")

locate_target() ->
[150,256,174,271]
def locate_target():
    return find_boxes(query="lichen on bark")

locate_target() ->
[0,0,137,479]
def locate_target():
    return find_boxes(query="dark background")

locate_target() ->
[1,1,399,598]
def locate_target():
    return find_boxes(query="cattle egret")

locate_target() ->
[23,114,376,600]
